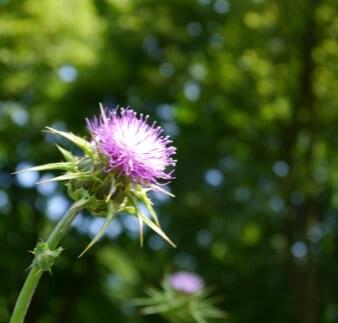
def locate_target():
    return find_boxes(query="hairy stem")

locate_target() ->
[9,197,88,323]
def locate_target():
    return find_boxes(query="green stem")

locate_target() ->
[9,197,88,323]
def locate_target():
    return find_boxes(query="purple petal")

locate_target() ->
[170,271,204,293]
[87,107,176,185]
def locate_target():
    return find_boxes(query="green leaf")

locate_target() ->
[128,195,176,248]
[55,145,77,162]
[35,172,89,184]
[150,184,175,197]
[138,190,160,225]
[13,162,75,174]
[78,203,116,258]
[45,127,94,158]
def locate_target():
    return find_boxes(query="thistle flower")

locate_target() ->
[16,104,177,255]
[87,107,176,185]
[135,272,226,323]
[170,271,204,294]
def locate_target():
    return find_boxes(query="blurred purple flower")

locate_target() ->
[170,272,204,294]
[87,107,176,185]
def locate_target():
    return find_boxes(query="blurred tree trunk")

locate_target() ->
[281,0,320,322]
[287,0,319,322]
[299,1,318,322]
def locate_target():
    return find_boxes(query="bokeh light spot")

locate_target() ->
[148,234,166,250]
[0,190,9,209]
[268,195,284,212]
[196,230,212,247]
[10,106,29,126]
[273,160,289,177]
[184,82,200,101]
[156,104,174,121]
[46,194,69,220]
[159,62,175,78]
[15,162,39,188]
[187,22,203,37]
[58,65,78,83]
[291,241,307,259]
[205,169,224,187]
[213,0,230,14]
[36,174,58,196]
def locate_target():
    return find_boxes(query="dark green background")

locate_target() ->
[1,0,338,322]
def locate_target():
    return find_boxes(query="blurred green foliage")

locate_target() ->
[1,0,338,322]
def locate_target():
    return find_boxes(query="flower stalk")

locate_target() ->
[9,197,89,323]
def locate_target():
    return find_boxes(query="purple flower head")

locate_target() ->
[87,106,176,185]
[170,272,204,294]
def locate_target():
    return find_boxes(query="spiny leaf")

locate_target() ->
[150,184,175,197]
[132,298,160,306]
[105,178,117,202]
[138,216,144,247]
[35,172,88,184]
[13,162,75,174]
[55,145,77,162]
[78,203,116,258]
[138,212,176,247]
[128,195,176,248]
[191,311,208,323]
[45,127,94,158]
[139,191,160,225]
[202,308,226,318]
[122,206,136,214]
[142,304,176,315]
